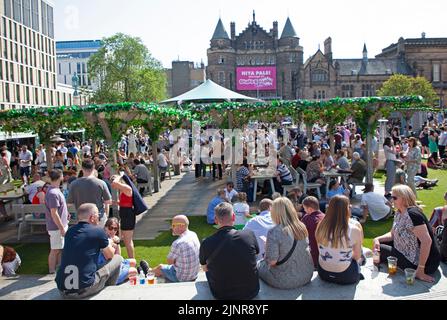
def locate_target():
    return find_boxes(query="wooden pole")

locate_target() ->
[152,140,160,193]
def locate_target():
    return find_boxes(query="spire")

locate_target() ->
[253,10,256,23]
[363,43,368,62]
[280,17,298,39]
[211,18,230,40]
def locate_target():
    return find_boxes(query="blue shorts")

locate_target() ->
[116,259,132,285]
[161,265,179,282]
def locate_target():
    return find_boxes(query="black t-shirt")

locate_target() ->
[55,222,109,292]
[199,226,259,300]
[407,207,441,269]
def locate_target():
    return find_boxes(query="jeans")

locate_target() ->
[385,160,396,194]
[318,259,361,285]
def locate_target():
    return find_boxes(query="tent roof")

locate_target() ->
[161,80,262,104]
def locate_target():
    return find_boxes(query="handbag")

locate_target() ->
[275,238,298,266]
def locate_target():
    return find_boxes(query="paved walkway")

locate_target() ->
[1,259,446,300]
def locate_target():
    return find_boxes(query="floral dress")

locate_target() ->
[406,146,421,177]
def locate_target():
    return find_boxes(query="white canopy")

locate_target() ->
[161,79,262,104]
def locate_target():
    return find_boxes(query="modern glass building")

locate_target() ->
[56,40,101,91]
[0,0,74,110]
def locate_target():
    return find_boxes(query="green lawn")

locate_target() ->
[9,167,447,275]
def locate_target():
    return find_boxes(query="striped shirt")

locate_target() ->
[167,230,201,282]
[277,164,293,182]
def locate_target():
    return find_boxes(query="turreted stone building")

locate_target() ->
[207,12,303,100]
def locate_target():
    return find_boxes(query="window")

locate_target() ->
[342,84,354,98]
[2,18,7,38]
[41,1,47,35]
[64,75,67,84]
[16,84,20,102]
[218,56,224,64]
[311,69,328,83]
[77,62,81,74]
[23,0,31,27]
[5,84,10,101]
[313,90,326,100]
[47,5,54,38]
[433,64,441,82]
[0,61,2,80]
[13,0,22,23]
[82,62,86,73]
[31,0,39,31]
[4,0,12,18]
[229,73,233,90]
[9,62,13,80]
[25,86,30,103]
[218,71,225,86]
[58,63,61,75]
[68,63,71,74]
[361,84,375,97]
[289,53,296,63]
[4,63,9,81]
[3,40,7,58]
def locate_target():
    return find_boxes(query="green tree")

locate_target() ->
[88,33,166,103]
[378,74,438,134]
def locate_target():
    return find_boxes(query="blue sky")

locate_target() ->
[54,0,447,68]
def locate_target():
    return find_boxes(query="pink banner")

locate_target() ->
[236,67,277,91]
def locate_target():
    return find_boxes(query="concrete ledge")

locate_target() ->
[1,260,446,300]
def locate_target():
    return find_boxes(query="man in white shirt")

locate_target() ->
[19,145,33,183]
[158,149,169,181]
[224,182,238,203]
[360,183,393,223]
[243,199,274,261]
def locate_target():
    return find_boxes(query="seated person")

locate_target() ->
[427,154,444,169]
[224,182,238,203]
[306,156,325,184]
[153,215,200,282]
[0,245,21,276]
[395,163,407,185]
[133,159,151,194]
[274,157,294,194]
[55,204,123,299]
[24,173,45,204]
[200,202,259,300]
[419,162,428,178]
[97,218,138,285]
[347,152,367,184]
[415,175,439,189]
[291,148,301,169]
[360,183,393,223]
[301,196,325,268]
[316,195,364,285]
[336,150,350,171]
[206,189,227,225]
[243,199,274,261]
[326,180,350,200]
[257,197,314,289]
[233,193,251,226]
[429,192,447,233]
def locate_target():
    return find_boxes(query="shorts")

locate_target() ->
[119,207,136,231]
[116,259,132,285]
[20,166,31,177]
[48,227,68,250]
[160,264,179,282]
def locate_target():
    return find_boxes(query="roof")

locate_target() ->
[211,19,230,40]
[161,80,261,104]
[379,37,447,56]
[334,58,413,76]
[56,40,102,50]
[280,17,297,39]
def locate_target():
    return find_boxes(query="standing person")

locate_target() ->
[45,170,69,274]
[36,144,47,175]
[67,159,112,227]
[383,137,398,197]
[301,196,325,268]
[19,145,33,184]
[257,197,314,289]
[419,127,429,159]
[404,137,422,196]
[428,130,439,161]
[200,202,259,300]
[438,127,447,160]
[316,195,364,285]
[153,215,201,283]
[132,159,151,194]
[110,175,135,259]
[243,199,275,261]
[56,204,123,299]
[373,185,441,282]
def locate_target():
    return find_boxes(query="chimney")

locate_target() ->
[421,32,426,39]
[397,37,405,56]
[271,21,278,40]
[324,37,332,62]
[230,22,236,40]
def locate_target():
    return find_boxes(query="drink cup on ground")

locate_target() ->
[387,256,398,275]
[405,268,416,285]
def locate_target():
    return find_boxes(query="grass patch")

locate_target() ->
[9,167,447,274]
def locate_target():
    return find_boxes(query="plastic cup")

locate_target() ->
[405,268,416,285]
[147,272,155,285]
[129,276,137,286]
[387,256,398,275]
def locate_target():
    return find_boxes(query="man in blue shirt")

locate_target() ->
[206,189,227,224]
[56,203,122,299]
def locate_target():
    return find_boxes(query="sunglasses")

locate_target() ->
[171,223,186,228]
[108,226,118,231]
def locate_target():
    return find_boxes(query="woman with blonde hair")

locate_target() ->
[316,195,364,284]
[257,197,314,289]
[373,185,440,282]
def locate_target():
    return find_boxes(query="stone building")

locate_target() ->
[207,12,303,100]
[165,60,205,98]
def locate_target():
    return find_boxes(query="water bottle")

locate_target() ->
[139,270,146,285]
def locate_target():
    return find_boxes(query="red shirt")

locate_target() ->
[120,193,133,208]
[291,154,301,169]
[301,210,325,267]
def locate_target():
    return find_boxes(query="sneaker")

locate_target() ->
[140,260,150,276]
[137,266,142,275]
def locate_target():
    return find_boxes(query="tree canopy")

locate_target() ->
[88,33,167,103]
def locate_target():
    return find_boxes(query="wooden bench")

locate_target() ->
[12,204,78,241]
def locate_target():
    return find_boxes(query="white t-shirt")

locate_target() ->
[234,202,250,226]
[19,150,33,168]
[158,153,168,168]
[225,188,238,202]
[82,145,91,156]
[361,192,391,221]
